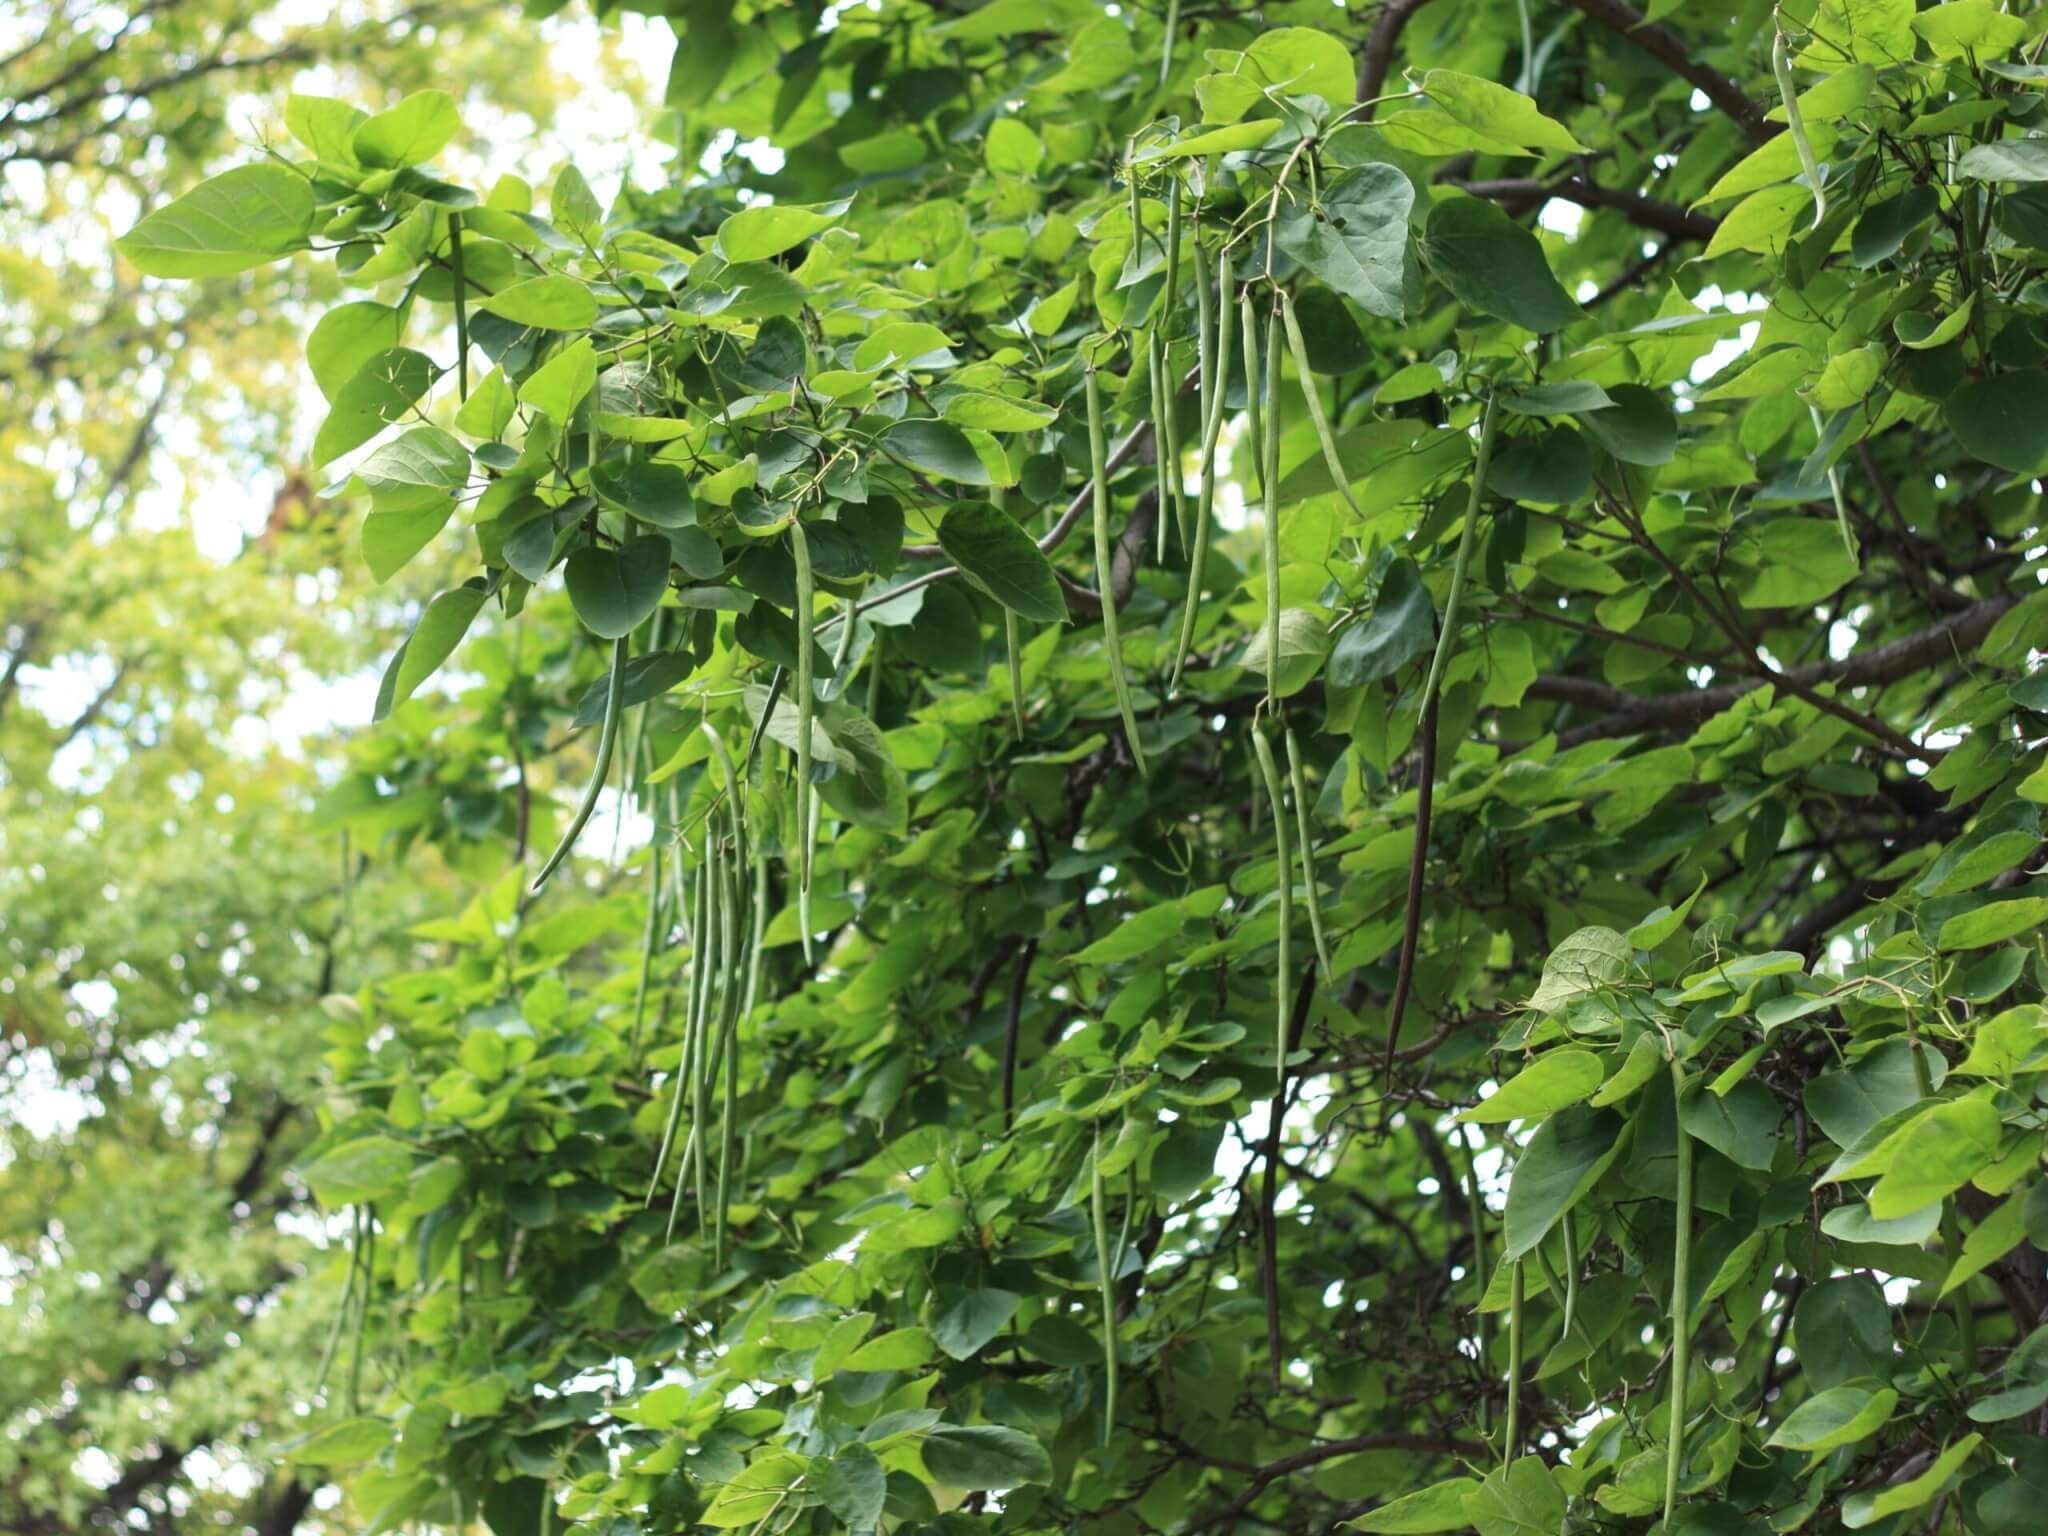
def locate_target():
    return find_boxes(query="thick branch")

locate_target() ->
[1456,176,1719,244]
[1357,0,1442,111]
[1560,0,1772,143]
[1527,595,2014,750]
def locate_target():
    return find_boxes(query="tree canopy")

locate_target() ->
[10,1,2048,1534]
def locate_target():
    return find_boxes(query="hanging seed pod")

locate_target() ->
[1085,359,1149,775]
[530,635,628,893]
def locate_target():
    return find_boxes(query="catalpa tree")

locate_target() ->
[115,0,2048,1532]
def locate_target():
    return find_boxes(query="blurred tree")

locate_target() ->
[0,3,598,1531]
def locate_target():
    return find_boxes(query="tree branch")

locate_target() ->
[1523,593,2014,749]
[1455,175,1720,244]
[1560,0,1772,143]
[1357,0,1443,111]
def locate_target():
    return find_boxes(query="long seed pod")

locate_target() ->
[1811,404,1857,560]
[1504,1258,1525,1463]
[1279,289,1364,520]
[450,212,470,401]
[1085,361,1149,775]
[1251,727,1294,1090]
[1169,241,1233,695]
[741,666,785,779]
[627,842,663,1058]
[1260,298,1283,710]
[1193,226,1214,441]
[1091,1121,1119,1446]
[346,1210,374,1414]
[1416,392,1501,722]
[1004,610,1026,736]
[1159,336,1188,550]
[531,635,628,893]
[674,853,717,1241]
[1159,0,1180,90]
[790,520,816,964]
[1283,727,1333,982]
[1463,1132,1492,1435]
[1664,1056,1695,1526]
[1561,1207,1581,1343]
[1149,327,1172,564]
[1240,290,1264,499]
[713,824,741,1265]
[646,855,700,1206]
[1162,163,1183,326]
[1773,25,1825,231]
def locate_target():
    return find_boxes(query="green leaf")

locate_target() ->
[1420,196,1583,335]
[1459,1051,1605,1124]
[1806,1039,1942,1148]
[1345,1478,1483,1532]
[700,1452,809,1528]
[308,302,403,401]
[1941,1191,2028,1297]
[1072,900,1184,963]
[363,498,455,583]
[1526,926,1630,1014]
[881,420,995,484]
[1328,557,1434,686]
[301,1135,414,1205]
[315,348,437,466]
[481,275,599,331]
[919,1426,1051,1491]
[1143,120,1284,159]
[1272,164,1413,322]
[1865,1096,2003,1217]
[840,1326,934,1372]
[1574,384,1675,467]
[814,699,908,833]
[820,1443,886,1531]
[378,582,488,718]
[1503,1106,1623,1260]
[1738,518,1859,608]
[285,1416,392,1466]
[1840,1434,1980,1528]
[985,118,1044,175]
[117,164,315,278]
[1501,381,1614,416]
[936,502,1064,622]
[1422,70,1587,154]
[1627,873,1707,949]
[1794,1275,1893,1389]
[1937,896,2048,949]
[565,536,670,639]
[932,1289,1022,1361]
[1679,1079,1781,1171]
[1241,608,1329,699]
[1958,140,2048,183]
[1464,1456,1565,1536]
[1240,26,1355,106]
[285,94,366,165]
[1943,373,2048,474]
[1765,1385,1898,1451]
[357,426,470,493]
[352,89,461,168]
[1967,1324,2048,1421]
[938,390,1057,433]
[717,200,844,262]
[518,338,599,421]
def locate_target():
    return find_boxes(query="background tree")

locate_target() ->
[0,3,603,1531]
[34,0,2048,1533]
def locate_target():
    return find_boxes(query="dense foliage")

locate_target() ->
[64,0,2048,1532]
